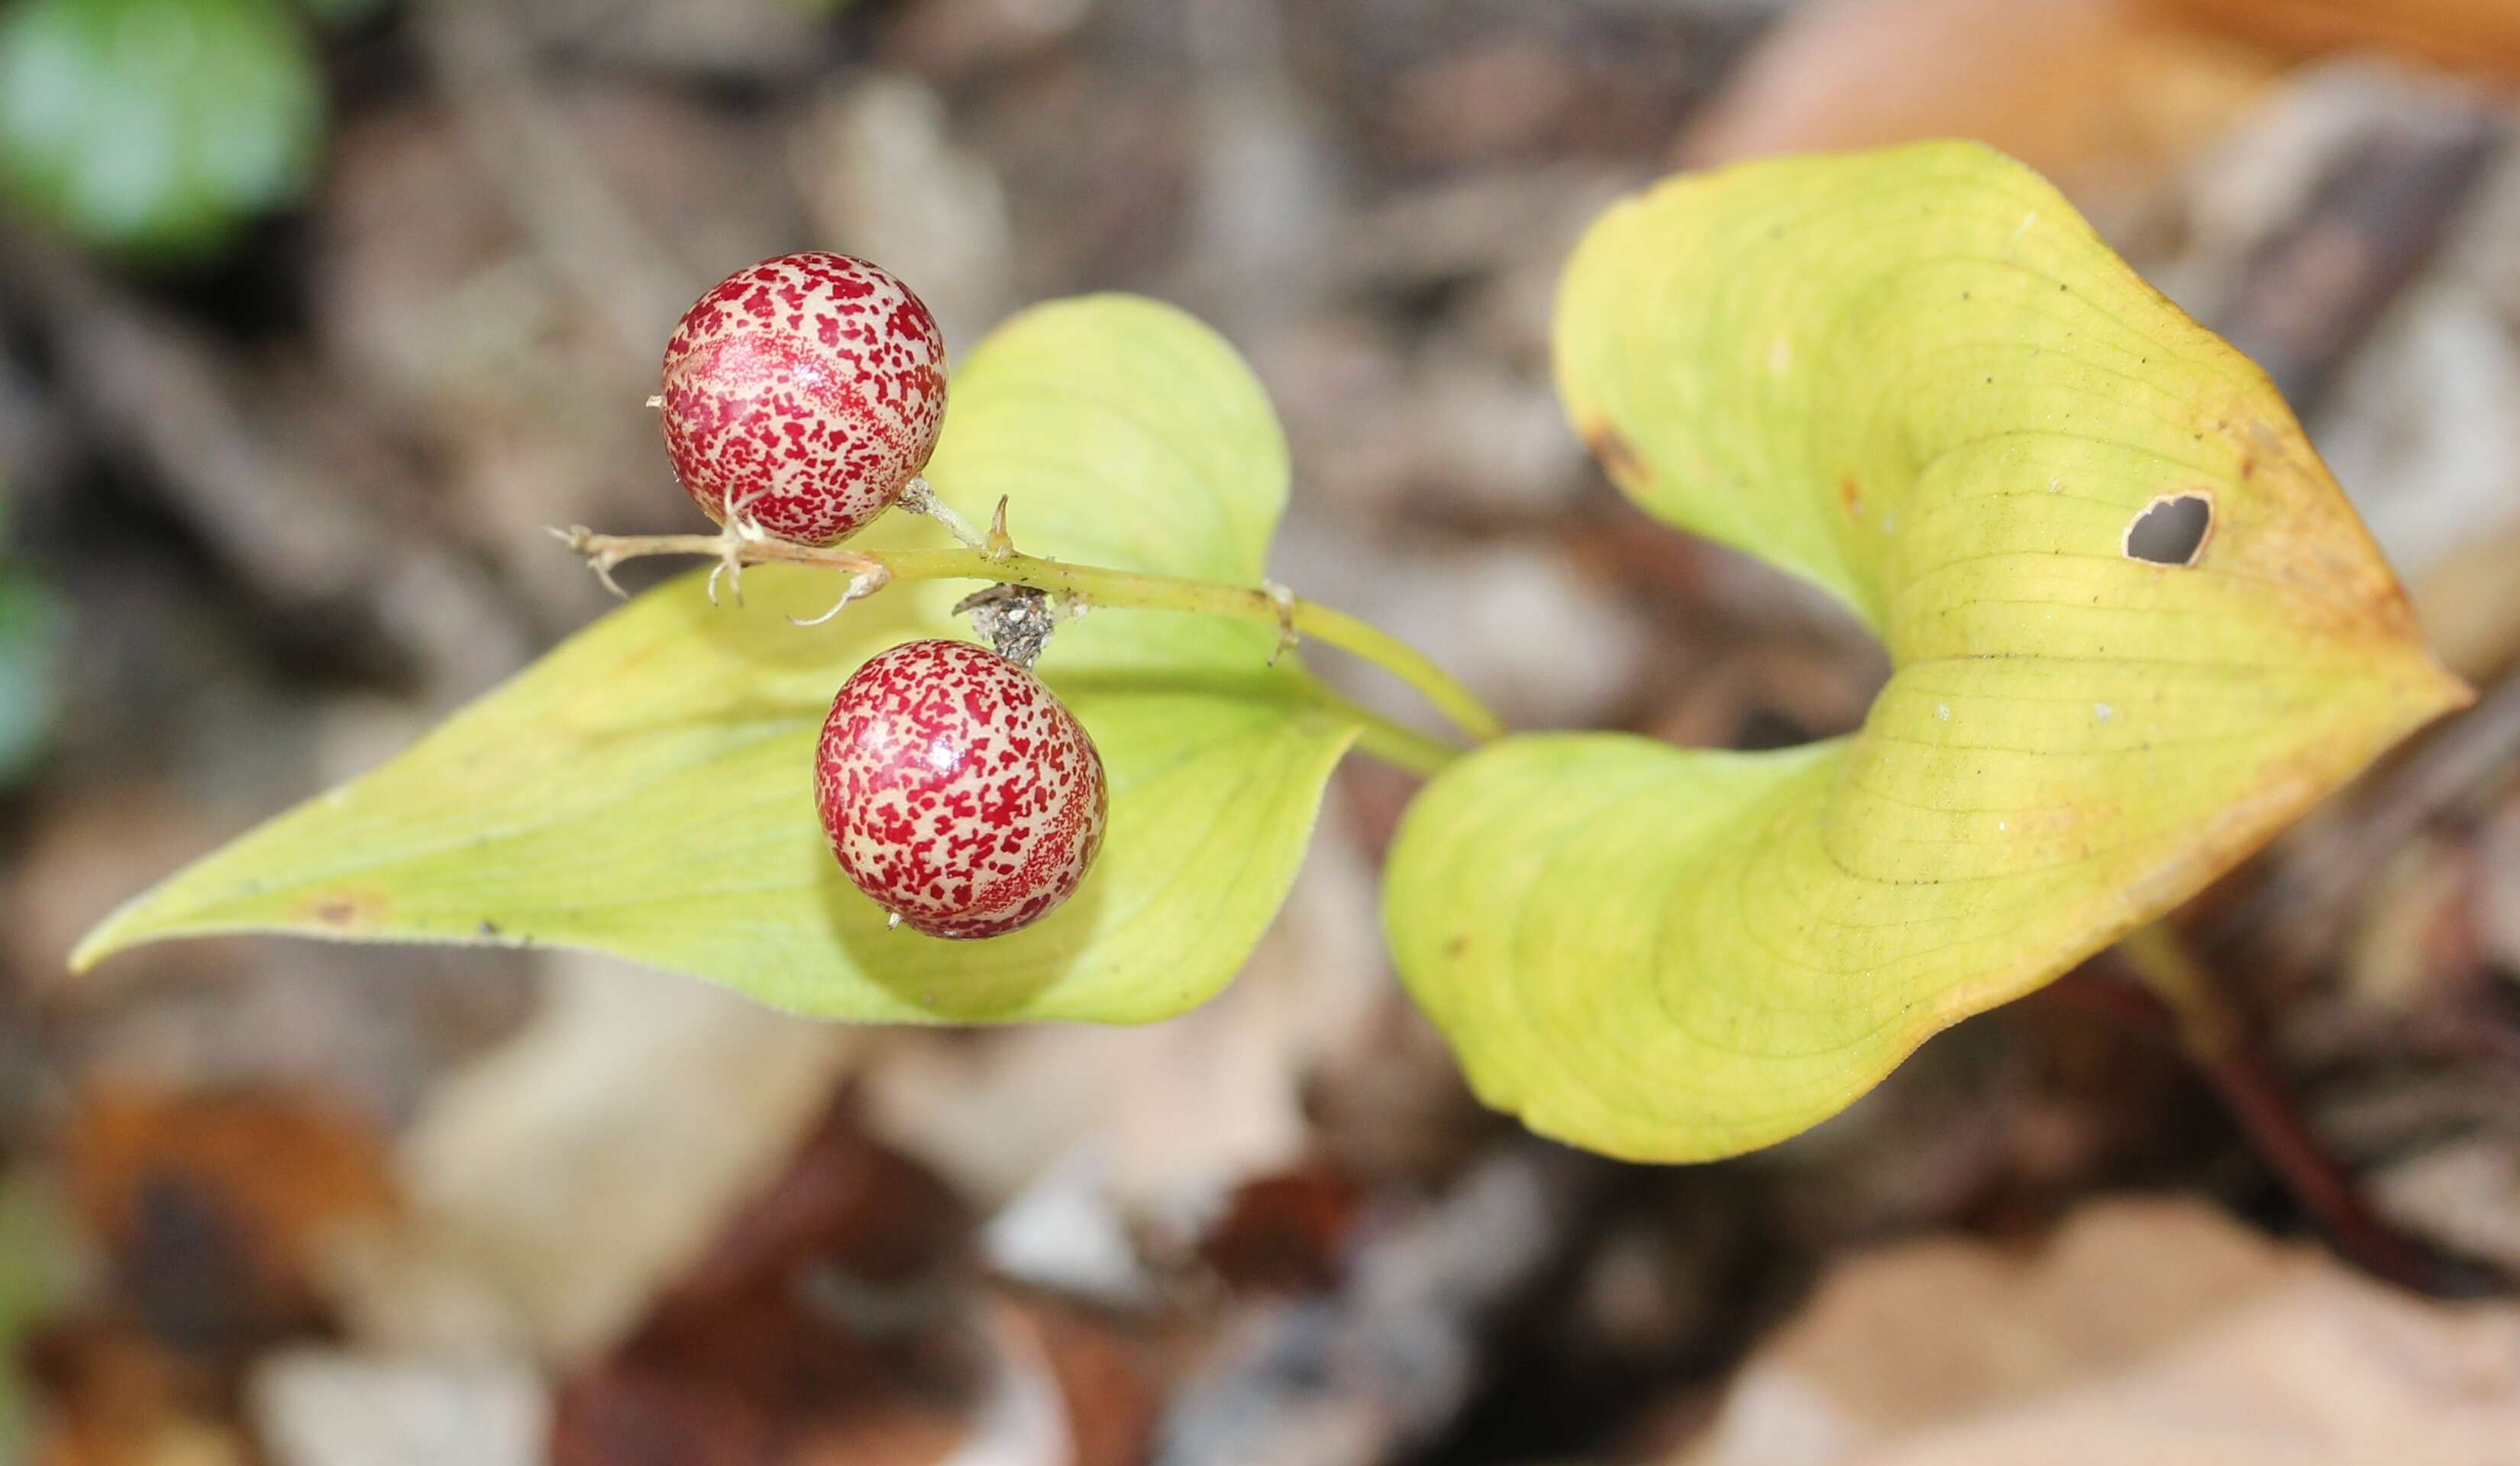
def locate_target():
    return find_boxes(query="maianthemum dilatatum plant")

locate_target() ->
[74,142,2469,1164]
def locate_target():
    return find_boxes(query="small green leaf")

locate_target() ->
[0,568,62,787]
[0,477,56,788]
[0,0,324,261]
[74,296,1362,1022]
[1385,142,2470,1162]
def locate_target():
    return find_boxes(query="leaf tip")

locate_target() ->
[65,899,146,975]
[2425,658,2480,718]
[2385,644,2478,732]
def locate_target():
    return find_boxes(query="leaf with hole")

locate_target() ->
[73,296,1366,1022]
[1384,141,2470,1162]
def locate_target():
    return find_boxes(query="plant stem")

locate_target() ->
[884,547,1504,744]
[2109,922,2457,1292]
[1339,707,1466,779]
[2115,924,2239,1058]
[554,526,1506,754]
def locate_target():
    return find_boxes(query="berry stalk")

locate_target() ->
[883,546,1505,745]
[553,524,1504,761]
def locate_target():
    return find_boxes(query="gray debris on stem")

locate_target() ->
[955,583,1065,669]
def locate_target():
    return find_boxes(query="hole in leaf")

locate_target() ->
[2124,493,2212,566]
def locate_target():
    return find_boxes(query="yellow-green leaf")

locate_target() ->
[73,295,1362,1022]
[1384,142,2470,1162]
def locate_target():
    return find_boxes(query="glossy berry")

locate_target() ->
[659,253,948,547]
[816,639,1108,939]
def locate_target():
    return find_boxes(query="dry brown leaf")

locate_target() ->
[1197,1167,1362,1296]
[862,825,1388,1214]
[2164,0,2520,77]
[21,1320,250,1466]
[384,954,859,1363]
[1008,1303,1156,1466]
[247,1348,548,1466]
[547,1100,1077,1466]
[1680,0,2284,208]
[60,1090,396,1352]
[1678,1198,2520,1466]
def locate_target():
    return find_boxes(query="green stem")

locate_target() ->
[877,547,1505,744]
[2114,922,2237,1058]
[554,526,1506,764]
[1337,704,1468,778]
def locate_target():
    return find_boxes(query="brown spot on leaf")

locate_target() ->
[1582,420,1649,489]
[1839,474,1865,516]
[302,890,389,932]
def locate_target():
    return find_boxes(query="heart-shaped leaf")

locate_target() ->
[1384,142,2470,1162]
[74,295,1363,1022]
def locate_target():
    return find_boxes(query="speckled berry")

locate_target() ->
[659,252,947,547]
[816,639,1108,939]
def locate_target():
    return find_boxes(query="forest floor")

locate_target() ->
[5,1,2520,1462]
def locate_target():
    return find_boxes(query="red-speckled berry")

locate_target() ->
[660,253,947,547]
[816,639,1108,939]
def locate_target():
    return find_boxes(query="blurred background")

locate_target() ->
[5,0,2520,1461]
